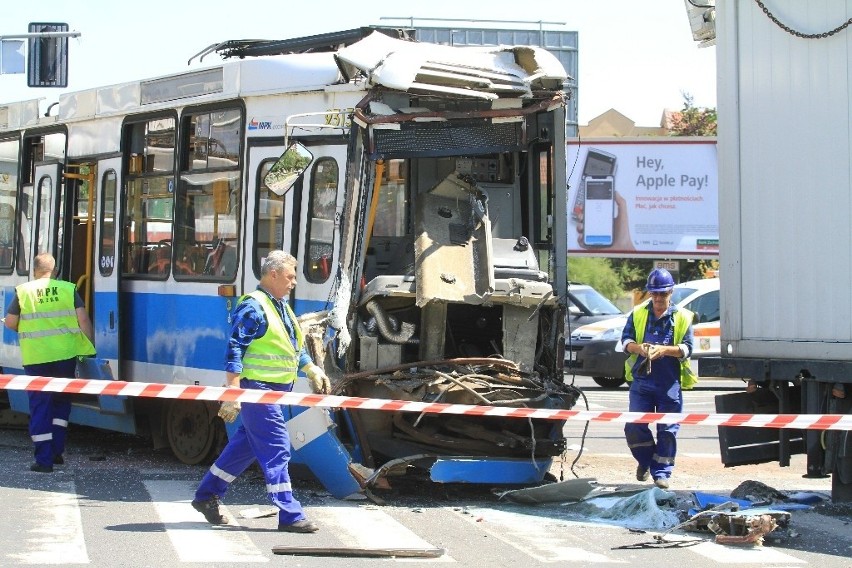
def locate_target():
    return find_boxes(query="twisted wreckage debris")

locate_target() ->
[496,477,824,547]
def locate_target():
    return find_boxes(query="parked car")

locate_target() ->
[566,278,720,388]
[566,282,624,332]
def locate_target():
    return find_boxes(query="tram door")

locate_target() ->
[292,143,347,315]
[242,144,293,294]
[242,141,346,313]
[92,157,122,370]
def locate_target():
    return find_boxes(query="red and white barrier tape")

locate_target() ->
[1,374,850,430]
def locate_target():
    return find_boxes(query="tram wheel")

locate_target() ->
[165,400,217,465]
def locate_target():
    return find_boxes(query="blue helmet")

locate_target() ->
[646,268,675,292]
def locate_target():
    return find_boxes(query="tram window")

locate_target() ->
[99,170,116,276]
[123,177,174,277]
[175,172,240,278]
[43,132,66,162]
[16,184,34,273]
[175,107,242,280]
[186,109,241,171]
[255,159,286,277]
[304,158,338,283]
[122,116,176,278]
[145,119,175,173]
[35,175,54,254]
[0,137,20,270]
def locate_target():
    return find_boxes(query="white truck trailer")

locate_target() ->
[694,1,852,501]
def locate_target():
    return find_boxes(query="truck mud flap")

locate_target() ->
[715,389,805,466]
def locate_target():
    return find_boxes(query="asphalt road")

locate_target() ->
[0,377,850,567]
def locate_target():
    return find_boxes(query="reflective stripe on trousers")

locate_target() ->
[194,378,305,525]
[25,358,76,468]
[624,376,682,480]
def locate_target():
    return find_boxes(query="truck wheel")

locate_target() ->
[592,376,626,389]
[165,400,218,465]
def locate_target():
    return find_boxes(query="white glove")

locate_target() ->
[305,364,332,395]
[218,401,241,423]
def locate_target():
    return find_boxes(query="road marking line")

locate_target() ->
[6,482,88,565]
[313,503,454,562]
[456,507,623,563]
[662,533,806,564]
[144,480,267,563]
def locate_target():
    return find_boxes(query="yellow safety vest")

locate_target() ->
[624,301,698,390]
[240,290,303,384]
[15,278,95,366]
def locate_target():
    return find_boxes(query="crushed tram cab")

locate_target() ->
[0,27,579,492]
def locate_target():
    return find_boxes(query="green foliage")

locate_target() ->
[610,258,653,292]
[668,92,717,137]
[567,256,623,299]
[681,258,720,281]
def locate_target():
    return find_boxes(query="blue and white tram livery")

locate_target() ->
[0,28,580,489]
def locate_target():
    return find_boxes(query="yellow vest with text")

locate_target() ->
[15,278,96,366]
[240,290,304,384]
[624,301,698,390]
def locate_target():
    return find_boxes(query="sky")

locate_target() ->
[0,0,716,127]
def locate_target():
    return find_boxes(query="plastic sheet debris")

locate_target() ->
[689,492,752,516]
[562,487,680,530]
[785,491,827,505]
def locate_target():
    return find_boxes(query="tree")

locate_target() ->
[668,92,717,137]
[567,257,623,300]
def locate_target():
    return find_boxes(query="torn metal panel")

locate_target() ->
[419,302,448,361]
[496,478,600,504]
[491,279,555,308]
[502,304,539,373]
[284,405,363,499]
[335,31,568,98]
[414,176,494,307]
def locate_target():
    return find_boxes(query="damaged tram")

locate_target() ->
[0,28,579,491]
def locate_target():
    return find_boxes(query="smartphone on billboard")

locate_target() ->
[572,147,617,220]
[582,176,615,247]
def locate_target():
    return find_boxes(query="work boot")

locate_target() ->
[54,455,65,465]
[278,519,319,533]
[636,465,650,482]
[654,477,670,489]
[191,496,230,524]
[30,462,54,473]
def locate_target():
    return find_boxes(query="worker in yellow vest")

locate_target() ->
[621,268,694,489]
[191,250,331,533]
[4,252,95,473]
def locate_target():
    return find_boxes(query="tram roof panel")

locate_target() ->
[56,52,345,122]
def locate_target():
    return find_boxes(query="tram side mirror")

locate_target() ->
[264,142,314,196]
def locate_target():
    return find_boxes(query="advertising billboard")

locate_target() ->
[567,138,718,258]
